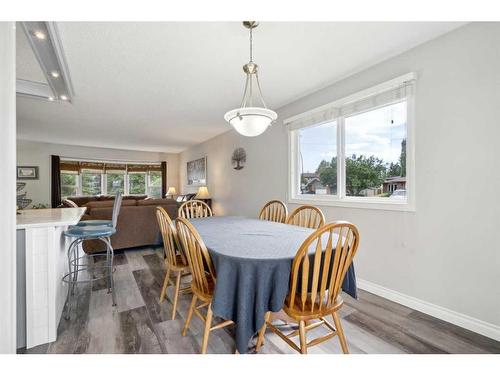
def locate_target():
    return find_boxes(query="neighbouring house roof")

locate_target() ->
[302,172,318,179]
[383,176,406,183]
[304,177,326,189]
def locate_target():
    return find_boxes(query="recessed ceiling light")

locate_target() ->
[60,95,68,101]
[50,71,60,78]
[33,30,46,40]
[48,97,54,101]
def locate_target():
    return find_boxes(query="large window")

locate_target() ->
[60,160,164,198]
[106,172,125,195]
[298,121,337,196]
[61,172,79,197]
[288,74,415,210]
[81,170,102,196]
[128,172,147,195]
[148,171,162,198]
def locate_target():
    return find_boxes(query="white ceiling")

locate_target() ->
[16,24,48,84]
[17,22,465,153]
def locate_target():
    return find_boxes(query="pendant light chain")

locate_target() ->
[249,26,253,62]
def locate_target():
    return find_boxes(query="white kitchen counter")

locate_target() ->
[16,207,86,349]
[16,207,86,229]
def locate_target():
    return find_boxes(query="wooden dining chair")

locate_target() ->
[156,207,191,320]
[178,199,213,219]
[286,205,325,229]
[258,200,288,224]
[176,217,234,354]
[255,221,360,354]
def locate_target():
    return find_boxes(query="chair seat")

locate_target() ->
[167,254,190,272]
[76,219,112,227]
[64,225,116,238]
[283,294,344,320]
[190,276,215,303]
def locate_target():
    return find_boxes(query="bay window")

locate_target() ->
[60,160,165,198]
[287,73,415,211]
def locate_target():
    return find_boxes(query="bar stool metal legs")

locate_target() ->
[62,235,116,320]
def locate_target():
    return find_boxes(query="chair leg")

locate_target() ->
[171,271,182,320]
[106,241,111,291]
[255,311,271,352]
[298,320,307,354]
[159,265,171,304]
[201,303,213,354]
[64,239,79,320]
[182,294,197,336]
[332,311,349,354]
[103,237,117,307]
[71,239,81,294]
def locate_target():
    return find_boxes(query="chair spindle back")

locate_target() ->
[176,217,216,298]
[156,207,185,267]
[286,205,325,229]
[178,200,213,219]
[259,200,288,223]
[287,221,359,314]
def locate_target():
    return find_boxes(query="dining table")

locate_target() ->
[189,215,357,354]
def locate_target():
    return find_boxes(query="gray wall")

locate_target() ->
[16,140,180,207]
[180,23,500,329]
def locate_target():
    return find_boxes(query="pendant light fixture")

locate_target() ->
[224,21,277,137]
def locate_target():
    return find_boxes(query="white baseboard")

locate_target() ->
[357,278,500,342]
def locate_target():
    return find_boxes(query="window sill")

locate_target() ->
[288,196,415,212]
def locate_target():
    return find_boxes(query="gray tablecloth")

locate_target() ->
[189,216,357,353]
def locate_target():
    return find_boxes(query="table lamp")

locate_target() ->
[195,186,211,200]
[166,186,177,198]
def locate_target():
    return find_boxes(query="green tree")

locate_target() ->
[400,138,406,177]
[81,172,101,196]
[387,162,401,177]
[129,173,146,194]
[345,154,386,196]
[318,157,337,194]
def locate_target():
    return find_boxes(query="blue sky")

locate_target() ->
[299,101,407,173]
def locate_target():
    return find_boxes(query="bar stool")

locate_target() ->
[62,192,123,320]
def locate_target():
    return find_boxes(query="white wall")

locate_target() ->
[180,23,500,335]
[0,22,16,354]
[17,140,180,207]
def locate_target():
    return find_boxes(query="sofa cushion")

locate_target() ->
[84,199,136,213]
[136,198,177,207]
[66,195,148,207]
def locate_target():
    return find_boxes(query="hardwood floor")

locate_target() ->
[20,246,500,354]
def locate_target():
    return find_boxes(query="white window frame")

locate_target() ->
[287,73,416,212]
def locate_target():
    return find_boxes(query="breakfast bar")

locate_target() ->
[16,207,86,349]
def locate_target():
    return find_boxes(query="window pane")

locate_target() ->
[61,173,78,197]
[129,173,146,195]
[81,171,102,196]
[345,101,407,199]
[298,121,337,196]
[107,173,125,195]
[149,171,162,198]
